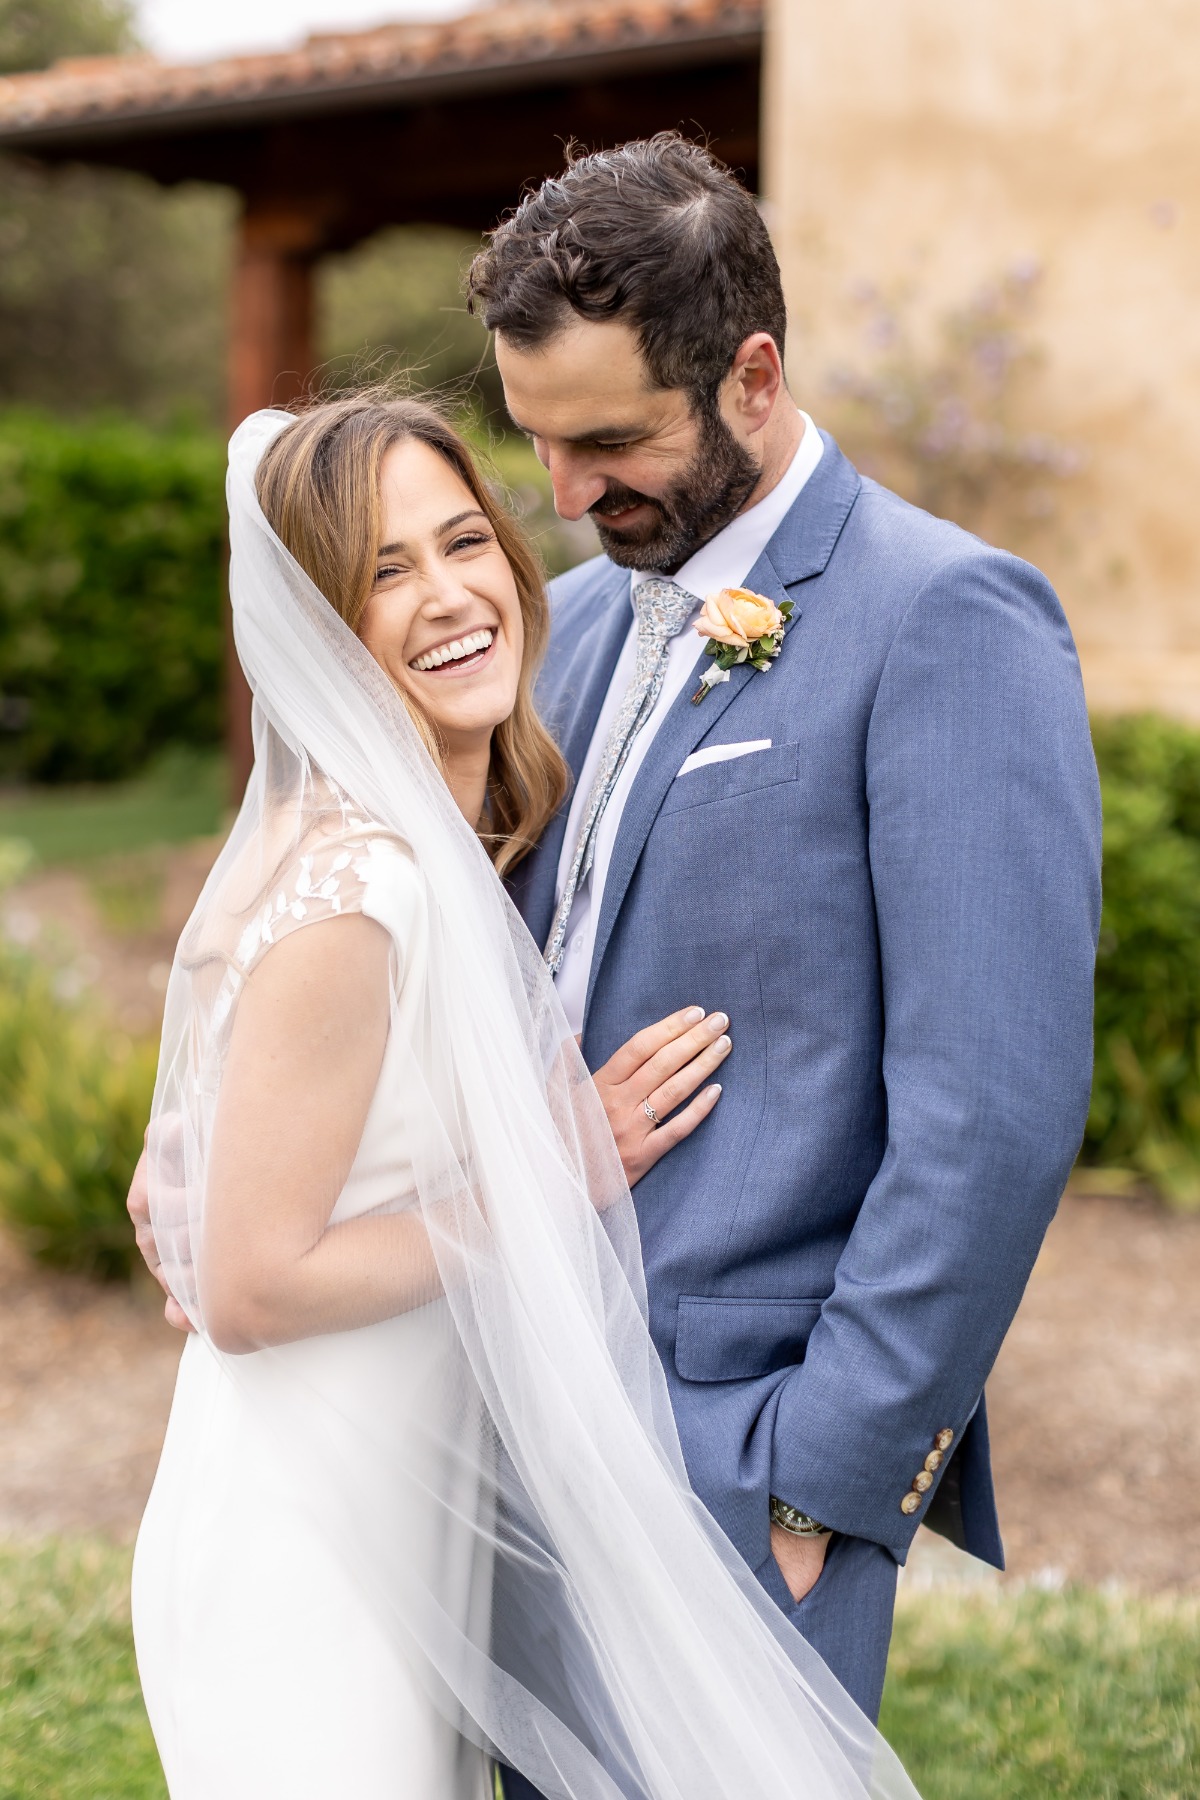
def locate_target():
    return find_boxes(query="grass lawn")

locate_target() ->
[0,750,227,868]
[881,1585,1199,1798]
[1,1539,1196,1798]
[0,1540,162,1800]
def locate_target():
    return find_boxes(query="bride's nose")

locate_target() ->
[414,564,471,618]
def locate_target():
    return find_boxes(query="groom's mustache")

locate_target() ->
[589,482,666,523]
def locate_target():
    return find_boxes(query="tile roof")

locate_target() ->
[0,0,762,143]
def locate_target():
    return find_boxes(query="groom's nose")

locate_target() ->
[543,447,610,522]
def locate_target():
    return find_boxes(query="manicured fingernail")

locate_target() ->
[707,1083,722,1098]
[709,1012,729,1032]
[684,1006,705,1023]
[715,1035,732,1054]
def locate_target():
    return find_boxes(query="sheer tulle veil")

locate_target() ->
[147,409,920,1799]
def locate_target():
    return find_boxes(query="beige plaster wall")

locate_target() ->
[764,0,1200,717]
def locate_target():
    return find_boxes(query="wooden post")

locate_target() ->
[225,205,321,799]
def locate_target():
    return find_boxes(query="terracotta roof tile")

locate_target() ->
[0,0,762,138]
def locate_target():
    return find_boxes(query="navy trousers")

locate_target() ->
[498,1531,898,1799]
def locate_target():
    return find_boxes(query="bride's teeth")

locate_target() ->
[413,628,494,671]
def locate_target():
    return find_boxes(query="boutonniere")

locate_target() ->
[690,587,795,703]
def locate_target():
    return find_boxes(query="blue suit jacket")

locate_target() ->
[509,433,1101,1571]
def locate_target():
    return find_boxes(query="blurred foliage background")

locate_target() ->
[0,413,225,780]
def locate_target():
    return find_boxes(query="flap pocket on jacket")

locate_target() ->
[674,1294,824,1383]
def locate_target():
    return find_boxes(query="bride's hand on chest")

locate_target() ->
[590,1006,731,1185]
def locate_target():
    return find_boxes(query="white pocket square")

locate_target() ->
[677,739,772,776]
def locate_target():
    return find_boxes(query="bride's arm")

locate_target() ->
[201,912,441,1353]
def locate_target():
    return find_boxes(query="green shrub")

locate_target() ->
[0,409,225,782]
[1086,714,1200,1206]
[0,938,153,1279]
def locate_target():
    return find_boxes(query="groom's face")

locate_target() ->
[496,318,760,574]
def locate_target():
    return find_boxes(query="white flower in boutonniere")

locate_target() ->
[690,587,795,704]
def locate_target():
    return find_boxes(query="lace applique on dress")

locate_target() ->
[206,827,411,1045]
[233,828,408,968]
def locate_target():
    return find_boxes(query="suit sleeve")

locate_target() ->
[763,548,1102,1560]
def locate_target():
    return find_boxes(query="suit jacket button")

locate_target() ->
[925,1451,943,1473]
[935,1428,955,1452]
[912,1470,933,1493]
[900,1492,922,1515]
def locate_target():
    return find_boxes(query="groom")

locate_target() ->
[468,132,1101,1771]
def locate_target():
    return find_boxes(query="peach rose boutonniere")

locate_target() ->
[690,587,795,704]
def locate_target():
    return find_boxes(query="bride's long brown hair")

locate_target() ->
[255,395,568,876]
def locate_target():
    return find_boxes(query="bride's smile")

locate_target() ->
[409,627,496,673]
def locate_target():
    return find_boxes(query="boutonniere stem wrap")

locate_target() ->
[690,588,795,704]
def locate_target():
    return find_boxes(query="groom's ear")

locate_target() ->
[720,334,786,439]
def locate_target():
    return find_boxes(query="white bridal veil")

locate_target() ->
[147,409,920,1800]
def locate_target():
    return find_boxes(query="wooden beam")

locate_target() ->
[226,205,323,799]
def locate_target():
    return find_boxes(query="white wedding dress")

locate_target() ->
[133,837,491,1800]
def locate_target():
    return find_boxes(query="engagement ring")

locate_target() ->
[643,1100,660,1125]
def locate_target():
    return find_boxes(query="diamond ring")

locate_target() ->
[643,1100,660,1125]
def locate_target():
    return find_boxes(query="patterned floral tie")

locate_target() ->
[545,577,698,973]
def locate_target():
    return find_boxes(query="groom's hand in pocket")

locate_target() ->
[591,1006,731,1185]
[770,1523,831,1605]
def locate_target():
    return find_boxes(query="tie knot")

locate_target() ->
[632,578,698,646]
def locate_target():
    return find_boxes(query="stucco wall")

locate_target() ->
[764,0,1200,717]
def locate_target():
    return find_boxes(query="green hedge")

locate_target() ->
[0,410,224,782]
[1086,714,1200,1205]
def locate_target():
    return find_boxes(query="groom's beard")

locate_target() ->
[588,405,760,575]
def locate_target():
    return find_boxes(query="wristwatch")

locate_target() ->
[769,1496,830,1538]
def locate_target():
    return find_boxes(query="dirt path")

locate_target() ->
[986,1188,1200,1592]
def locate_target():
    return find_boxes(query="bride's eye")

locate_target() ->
[374,563,404,584]
[449,531,492,554]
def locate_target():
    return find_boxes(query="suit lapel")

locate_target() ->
[582,433,862,1026]
[511,563,631,947]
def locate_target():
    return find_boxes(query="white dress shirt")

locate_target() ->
[552,414,824,1033]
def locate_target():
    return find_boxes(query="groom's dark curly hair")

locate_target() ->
[466,133,787,414]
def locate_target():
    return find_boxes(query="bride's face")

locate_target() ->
[359,439,524,755]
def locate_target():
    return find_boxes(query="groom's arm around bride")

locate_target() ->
[476,132,1103,1745]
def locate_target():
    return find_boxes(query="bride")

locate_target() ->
[131,395,919,1800]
